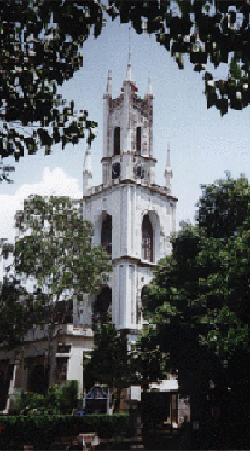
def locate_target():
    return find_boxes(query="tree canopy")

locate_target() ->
[0,239,31,349]
[0,238,49,350]
[0,276,29,349]
[13,194,112,344]
[107,0,250,116]
[0,195,112,390]
[1,0,250,178]
[84,323,132,412]
[139,175,250,445]
[0,0,100,165]
[14,195,112,299]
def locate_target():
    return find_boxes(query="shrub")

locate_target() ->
[13,380,78,416]
[0,414,133,450]
[57,380,78,414]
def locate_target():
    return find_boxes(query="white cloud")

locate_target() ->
[0,167,82,244]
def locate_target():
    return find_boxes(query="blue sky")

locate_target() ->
[0,17,249,248]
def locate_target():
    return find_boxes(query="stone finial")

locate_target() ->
[148,73,152,94]
[107,70,112,95]
[83,143,92,194]
[126,61,131,82]
[83,144,91,174]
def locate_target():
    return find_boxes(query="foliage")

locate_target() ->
[0,275,43,349]
[107,1,250,116]
[0,160,15,183]
[0,237,52,349]
[13,194,112,390]
[0,238,14,260]
[139,176,250,441]
[0,413,133,451]
[85,323,131,389]
[1,1,250,180]
[142,176,250,362]
[0,0,100,166]
[14,194,112,315]
[198,175,250,238]
[85,323,132,412]
[56,380,79,415]
[13,380,78,416]
[86,317,172,402]
[130,324,168,392]
[14,390,48,416]
[0,277,25,348]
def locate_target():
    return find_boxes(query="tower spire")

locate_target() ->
[164,142,172,194]
[126,27,131,81]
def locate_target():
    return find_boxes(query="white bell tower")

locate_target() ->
[82,63,177,336]
[101,62,156,188]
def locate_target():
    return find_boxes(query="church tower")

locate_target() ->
[82,62,177,336]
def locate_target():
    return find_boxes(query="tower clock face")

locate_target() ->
[112,162,121,179]
[136,164,144,179]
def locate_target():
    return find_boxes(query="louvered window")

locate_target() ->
[136,127,142,153]
[114,127,120,155]
[101,215,112,255]
[142,215,153,262]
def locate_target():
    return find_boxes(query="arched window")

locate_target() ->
[114,127,120,155]
[142,214,153,262]
[101,215,112,255]
[93,287,112,330]
[136,127,141,153]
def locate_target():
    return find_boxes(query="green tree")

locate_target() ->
[139,176,250,448]
[0,239,39,350]
[0,238,14,261]
[0,276,30,349]
[198,175,250,238]
[14,194,112,391]
[0,0,100,168]
[0,160,15,183]
[0,245,49,409]
[130,324,168,394]
[1,1,250,179]
[14,380,78,415]
[85,322,167,411]
[107,0,250,116]
[85,323,132,413]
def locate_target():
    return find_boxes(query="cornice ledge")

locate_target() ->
[112,255,156,267]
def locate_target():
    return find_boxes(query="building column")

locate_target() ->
[113,261,137,330]
[8,350,27,412]
[172,202,177,234]
[48,338,57,388]
[6,363,17,412]
[11,349,26,391]
[66,348,83,400]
